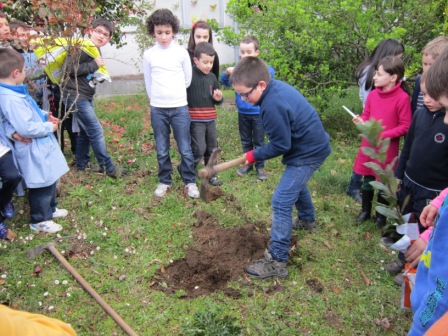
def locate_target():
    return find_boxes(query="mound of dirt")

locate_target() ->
[152,210,269,298]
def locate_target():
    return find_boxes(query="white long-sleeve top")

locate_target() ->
[143,41,192,108]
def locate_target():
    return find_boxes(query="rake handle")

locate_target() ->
[47,244,138,336]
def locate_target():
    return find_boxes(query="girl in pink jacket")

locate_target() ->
[352,56,412,228]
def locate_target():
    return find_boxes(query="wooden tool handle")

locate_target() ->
[47,245,138,336]
[212,156,246,174]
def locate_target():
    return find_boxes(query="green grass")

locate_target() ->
[0,88,413,335]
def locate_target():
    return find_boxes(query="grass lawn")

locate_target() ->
[0,87,413,335]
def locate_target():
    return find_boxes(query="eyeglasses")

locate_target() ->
[239,84,258,100]
[93,28,110,39]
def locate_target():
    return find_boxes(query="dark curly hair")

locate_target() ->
[146,9,180,36]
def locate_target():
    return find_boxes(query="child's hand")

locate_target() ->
[226,67,234,76]
[405,237,427,268]
[352,115,363,124]
[213,89,222,101]
[94,56,105,67]
[420,204,438,227]
[47,114,59,125]
[12,132,32,144]
[396,179,402,192]
[52,123,58,132]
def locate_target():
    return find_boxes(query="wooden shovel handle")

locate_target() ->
[47,244,138,336]
[212,156,246,174]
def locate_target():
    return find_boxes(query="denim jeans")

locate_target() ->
[28,182,57,223]
[65,98,115,172]
[150,106,196,185]
[0,151,22,221]
[238,113,265,169]
[269,161,324,261]
[190,120,218,168]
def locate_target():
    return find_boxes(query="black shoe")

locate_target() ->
[356,189,374,223]
[106,167,128,178]
[345,189,362,203]
[375,213,387,228]
[209,176,222,186]
[375,193,388,228]
[356,211,371,223]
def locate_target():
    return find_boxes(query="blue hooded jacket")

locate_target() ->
[0,83,68,188]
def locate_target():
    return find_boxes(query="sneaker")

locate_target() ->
[52,208,68,219]
[384,258,405,275]
[185,183,200,199]
[256,168,268,180]
[0,222,17,241]
[1,202,15,219]
[0,222,8,239]
[154,183,170,197]
[245,249,288,279]
[236,164,253,177]
[106,167,128,178]
[30,220,63,233]
[77,162,104,173]
[292,218,317,233]
[209,176,222,186]
[394,272,404,286]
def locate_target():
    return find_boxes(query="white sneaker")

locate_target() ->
[30,220,63,233]
[154,183,170,197]
[185,183,200,199]
[52,208,68,219]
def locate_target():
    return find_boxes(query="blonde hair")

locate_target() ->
[422,36,448,59]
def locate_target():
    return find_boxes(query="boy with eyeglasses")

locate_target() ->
[230,56,331,278]
[221,36,275,180]
[62,18,128,178]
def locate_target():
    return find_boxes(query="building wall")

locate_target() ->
[101,0,238,78]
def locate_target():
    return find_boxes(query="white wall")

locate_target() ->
[101,0,238,78]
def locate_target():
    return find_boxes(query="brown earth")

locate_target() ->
[152,209,298,298]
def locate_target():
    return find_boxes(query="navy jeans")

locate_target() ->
[150,106,196,185]
[269,161,324,261]
[190,120,218,168]
[65,98,115,172]
[28,182,57,224]
[0,152,22,221]
[238,113,265,169]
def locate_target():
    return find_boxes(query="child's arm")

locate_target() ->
[142,56,152,100]
[220,68,233,87]
[395,116,416,180]
[381,96,412,139]
[182,51,192,88]
[64,49,99,77]
[2,100,55,138]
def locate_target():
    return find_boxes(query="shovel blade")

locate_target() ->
[27,244,48,259]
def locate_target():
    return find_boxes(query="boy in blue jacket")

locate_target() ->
[221,36,275,180]
[230,57,331,278]
[0,48,69,234]
[409,46,448,335]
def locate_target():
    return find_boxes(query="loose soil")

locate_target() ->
[152,210,298,298]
